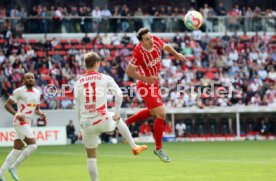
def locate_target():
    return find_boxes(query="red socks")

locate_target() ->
[126,109,164,150]
[154,118,165,150]
[125,108,152,125]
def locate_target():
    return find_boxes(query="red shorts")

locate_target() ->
[136,82,163,110]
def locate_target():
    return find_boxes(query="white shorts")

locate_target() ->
[14,123,35,140]
[81,111,117,149]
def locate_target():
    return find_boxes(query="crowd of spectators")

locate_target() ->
[0,29,275,109]
[0,3,275,34]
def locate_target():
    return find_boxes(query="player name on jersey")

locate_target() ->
[80,75,102,83]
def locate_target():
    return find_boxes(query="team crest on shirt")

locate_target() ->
[131,57,137,64]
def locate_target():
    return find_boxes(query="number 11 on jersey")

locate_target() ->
[84,82,96,103]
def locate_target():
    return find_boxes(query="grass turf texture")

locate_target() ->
[0,141,275,181]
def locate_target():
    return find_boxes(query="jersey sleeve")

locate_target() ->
[153,36,165,49]
[129,51,139,67]
[107,76,123,115]
[9,88,20,103]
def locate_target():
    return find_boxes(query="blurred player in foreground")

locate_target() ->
[0,73,45,181]
[74,52,147,181]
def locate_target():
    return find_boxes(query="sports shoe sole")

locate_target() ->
[154,150,171,163]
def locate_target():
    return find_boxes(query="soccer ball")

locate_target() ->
[184,10,203,30]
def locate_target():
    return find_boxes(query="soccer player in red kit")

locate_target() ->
[126,28,186,162]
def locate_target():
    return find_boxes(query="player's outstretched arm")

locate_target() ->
[163,44,187,61]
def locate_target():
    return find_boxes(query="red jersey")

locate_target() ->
[130,36,164,79]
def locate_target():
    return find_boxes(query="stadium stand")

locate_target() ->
[0,31,275,109]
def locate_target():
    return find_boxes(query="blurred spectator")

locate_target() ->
[129,123,139,137]
[120,5,131,32]
[121,33,130,45]
[175,121,186,137]
[139,121,152,136]
[260,120,268,135]
[66,120,78,144]
[82,33,91,44]
[101,6,112,32]
[216,2,226,16]
[92,6,102,32]
[102,33,111,45]
[37,117,47,127]
[61,96,73,109]
[228,5,242,31]
[164,122,173,135]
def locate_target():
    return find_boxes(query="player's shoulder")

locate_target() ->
[74,76,82,85]
[132,44,142,55]
[153,35,159,40]
[153,36,164,48]
[153,35,162,41]
[13,86,25,93]
[33,87,42,95]
[100,73,113,81]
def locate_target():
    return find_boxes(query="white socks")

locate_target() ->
[87,158,98,181]
[117,119,137,149]
[11,144,37,169]
[0,149,21,176]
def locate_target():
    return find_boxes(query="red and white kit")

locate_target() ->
[74,71,123,148]
[9,86,41,140]
[130,36,165,109]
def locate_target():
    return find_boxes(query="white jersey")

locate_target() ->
[74,71,123,123]
[9,86,41,125]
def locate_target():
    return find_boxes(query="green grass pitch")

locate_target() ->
[0,141,276,181]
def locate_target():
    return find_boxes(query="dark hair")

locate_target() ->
[137,27,150,41]
[84,52,101,69]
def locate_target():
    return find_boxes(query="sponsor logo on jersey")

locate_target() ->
[85,104,96,110]
[147,56,161,67]
[26,103,36,107]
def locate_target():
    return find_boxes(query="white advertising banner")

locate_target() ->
[0,127,67,147]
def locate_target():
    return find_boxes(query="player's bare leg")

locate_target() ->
[151,105,171,162]
[86,148,98,181]
[9,138,37,181]
[0,140,24,181]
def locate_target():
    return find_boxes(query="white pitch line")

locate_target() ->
[32,152,276,165]
[1,150,275,165]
